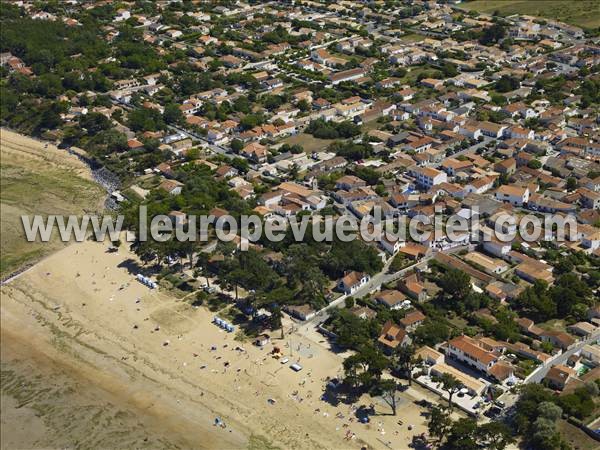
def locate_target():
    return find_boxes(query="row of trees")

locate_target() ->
[342,342,421,415]
[328,140,374,161]
[428,406,513,450]
[341,339,477,423]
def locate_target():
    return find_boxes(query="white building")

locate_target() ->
[115,9,131,22]
[482,239,512,258]
[380,236,405,255]
[338,271,370,295]
[410,167,447,189]
[447,336,498,374]
[495,185,530,207]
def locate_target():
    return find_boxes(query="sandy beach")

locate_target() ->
[1,238,440,449]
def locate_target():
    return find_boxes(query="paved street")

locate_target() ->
[525,331,600,384]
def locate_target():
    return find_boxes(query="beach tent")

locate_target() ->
[136,274,157,289]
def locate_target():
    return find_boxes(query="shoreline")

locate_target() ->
[0,128,108,282]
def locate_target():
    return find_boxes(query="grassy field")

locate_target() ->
[556,420,600,450]
[0,129,105,278]
[400,33,426,42]
[538,318,567,332]
[459,0,600,29]
[282,132,336,153]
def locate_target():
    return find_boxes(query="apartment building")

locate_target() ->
[410,166,447,188]
[447,335,498,374]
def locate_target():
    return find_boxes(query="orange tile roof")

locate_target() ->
[449,336,497,365]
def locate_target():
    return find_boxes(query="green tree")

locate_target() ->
[231,138,244,153]
[516,280,556,321]
[79,112,111,134]
[477,422,514,450]
[393,344,418,385]
[440,268,471,299]
[373,379,399,415]
[479,23,506,45]
[344,296,355,309]
[343,344,388,391]
[445,418,479,450]
[128,107,165,131]
[413,318,450,346]
[495,75,520,93]
[284,244,328,308]
[434,372,461,411]
[551,273,592,317]
[270,306,283,338]
[428,406,452,444]
[538,401,562,421]
[297,99,310,112]
[163,103,184,125]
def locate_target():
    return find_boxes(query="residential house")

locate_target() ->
[441,158,473,177]
[515,317,544,337]
[459,123,482,140]
[335,175,366,190]
[544,364,576,391]
[398,243,429,261]
[579,188,600,210]
[400,310,426,333]
[338,271,370,295]
[349,306,377,320]
[399,272,428,302]
[465,176,495,195]
[420,78,444,90]
[415,346,444,366]
[495,185,530,206]
[479,121,507,139]
[378,321,408,354]
[114,8,131,22]
[159,179,184,195]
[567,322,598,338]
[540,330,576,350]
[242,142,268,163]
[127,138,144,150]
[329,68,365,85]
[464,252,509,275]
[494,158,517,176]
[507,126,535,140]
[581,345,600,365]
[285,304,316,321]
[375,290,407,310]
[215,165,238,179]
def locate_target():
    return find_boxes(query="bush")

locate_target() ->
[305,119,360,139]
